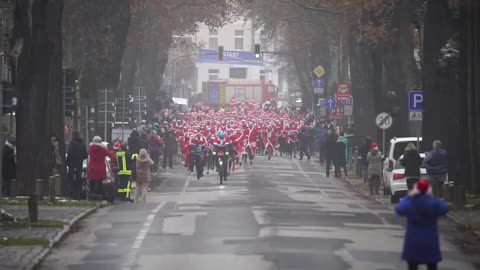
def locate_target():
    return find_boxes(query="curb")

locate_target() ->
[26,205,99,270]
[342,175,480,237]
[341,175,386,205]
[446,212,480,238]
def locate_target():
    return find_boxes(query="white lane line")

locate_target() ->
[122,201,167,270]
[294,159,322,189]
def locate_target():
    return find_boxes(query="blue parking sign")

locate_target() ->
[409,91,423,111]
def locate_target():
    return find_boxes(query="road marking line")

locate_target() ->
[122,201,166,270]
[294,159,322,189]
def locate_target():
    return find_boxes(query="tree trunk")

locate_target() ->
[350,38,381,142]
[459,0,480,194]
[12,0,64,195]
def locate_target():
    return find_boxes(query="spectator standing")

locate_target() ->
[400,143,423,191]
[424,140,448,198]
[325,129,338,177]
[135,149,154,203]
[367,145,382,194]
[334,136,347,177]
[87,136,112,200]
[2,136,16,196]
[51,134,62,176]
[319,125,328,165]
[162,126,177,170]
[360,136,372,183]
[66,131,87,199]
[395,180,449,270]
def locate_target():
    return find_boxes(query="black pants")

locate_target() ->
[67,163,83,198]
[2,178,12,196]
[408,263,437,270]
[406,177,419,190]
[335,163,347,177]
[163,151,173,169]
[326,158,334,177]
[299,145,310,160]
[89,180,103,199]
[319,143,326,164]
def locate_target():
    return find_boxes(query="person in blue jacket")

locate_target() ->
[395,179,449,270]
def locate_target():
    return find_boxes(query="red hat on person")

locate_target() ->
[113,141,121,150]
[370,142,378,151]
[416,179,430,194]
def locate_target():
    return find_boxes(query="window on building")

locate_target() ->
[230,68,247,79]
[209,75,219,80]
[235,38,244,50]
[209,37,218,49]
[208,69,220,74]
[234,30,244,50]
[260,75,266,82]
[209,29,218,36]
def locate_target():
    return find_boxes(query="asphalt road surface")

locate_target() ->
[40,156,477,270]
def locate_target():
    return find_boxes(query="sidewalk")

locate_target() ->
[0,201,98,270]
[342,173,480,236]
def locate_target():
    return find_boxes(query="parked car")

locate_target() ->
[388,153,427,203]
[383,137,424,195]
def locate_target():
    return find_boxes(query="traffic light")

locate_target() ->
[314,94,322,107]
[254,44,261,59]
[218,46,224,61]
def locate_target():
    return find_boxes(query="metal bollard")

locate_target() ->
[36,179,44,200]
[49,176,56,204]
[55,174,61,196]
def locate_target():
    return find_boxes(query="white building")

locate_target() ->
[193,19,279,93]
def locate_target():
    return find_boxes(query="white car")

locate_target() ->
[383,137,423,195]
[388,153,428,203]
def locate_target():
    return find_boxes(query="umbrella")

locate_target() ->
[230,98,238,106]
[250,100,258,106]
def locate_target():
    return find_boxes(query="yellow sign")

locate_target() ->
[313,65,325,77]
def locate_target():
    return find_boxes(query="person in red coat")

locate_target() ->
[87,136,113,198]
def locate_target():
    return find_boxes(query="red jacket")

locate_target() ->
[87,144,113,181]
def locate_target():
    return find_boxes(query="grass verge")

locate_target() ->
[1,197,96,207]
[0,219,67,229]
[0,237,49,246]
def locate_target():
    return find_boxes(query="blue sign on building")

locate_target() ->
[198,49,264,66]
[409,91,423,111]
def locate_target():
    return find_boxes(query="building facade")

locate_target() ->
[193,19,279,93]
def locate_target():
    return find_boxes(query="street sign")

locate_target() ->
[313,78,324,88]
[336,83,351,101]
[409,91,423,111]
[313,88,324,94]
[313,78,325,94]
[344,105,353,116]
[376,112,392,129]
[324,97,336,109]
[337,96,353,105]
[409,111,423,121]
[313,65,325,78]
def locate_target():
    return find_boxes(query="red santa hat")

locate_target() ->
[410,179,432,197]
[113,142,121,150]
[370,142,378,151]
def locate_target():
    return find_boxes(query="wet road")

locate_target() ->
[40,156,476,270]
